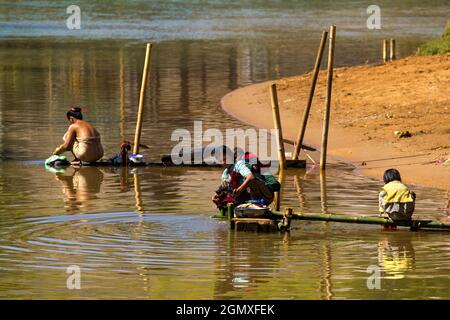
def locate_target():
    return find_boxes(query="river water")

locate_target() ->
[0,1,449,299]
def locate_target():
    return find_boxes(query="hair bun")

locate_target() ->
[71,107,82,112]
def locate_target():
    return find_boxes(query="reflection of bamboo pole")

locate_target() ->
[274,168,286,211]
[119,48,126,142]
[390,38,396,61]
[320,26,336,171]
[134,173,143,212]
[269,83,286,171]
[227,203,234,229]
[320,171,328,214]
[292,31,328,160]
[383,39,388,64]
[320,243,333,300]
[120,166,128,192]
[48,53,55,148]
[133,43,153,155]
[447,192,450,216]
[294,175,306,212]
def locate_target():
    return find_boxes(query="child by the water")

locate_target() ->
[379,168,416,222]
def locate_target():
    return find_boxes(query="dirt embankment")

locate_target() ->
[221,54,450,191]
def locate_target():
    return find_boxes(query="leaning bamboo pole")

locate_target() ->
[292,30,328,160]
[133,43,153,155]
[269,83,287,171]
[320,26,336,171]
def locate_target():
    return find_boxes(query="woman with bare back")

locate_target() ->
[52,107,104,164]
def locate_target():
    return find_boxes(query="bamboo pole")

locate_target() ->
[383,39,388,64]
[269,211,450,230]
[390,38,396,61]
[292,31,328,160]
[133,43,153,155]
[320,26,336,171]
[213,211,450,230]
[269,83,287,171]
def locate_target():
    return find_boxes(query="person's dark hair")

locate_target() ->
[66,107,83,120]
[383,168,402,184]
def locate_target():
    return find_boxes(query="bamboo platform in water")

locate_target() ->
[212,206,450,232]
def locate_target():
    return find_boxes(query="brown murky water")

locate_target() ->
[0,1,449,299]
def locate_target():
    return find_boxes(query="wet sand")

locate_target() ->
[221,54,450,191]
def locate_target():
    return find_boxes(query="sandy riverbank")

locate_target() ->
[221,54,450,191]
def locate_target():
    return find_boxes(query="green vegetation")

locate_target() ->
[417,20,450,55]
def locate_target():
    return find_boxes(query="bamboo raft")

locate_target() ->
[212,205,450,232]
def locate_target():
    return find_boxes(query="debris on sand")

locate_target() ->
[394,131,412,138]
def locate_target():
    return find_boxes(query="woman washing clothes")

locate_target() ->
[213,147,275,210]
[52,107,104,165]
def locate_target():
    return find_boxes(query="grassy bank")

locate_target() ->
[417,20,450,55]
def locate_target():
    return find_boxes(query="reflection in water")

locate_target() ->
[54,167,104,212]
[119,48,126,142]
[294,174,306,212]
[378,236,415,280]
[320,242,333,300]
[320,171,328,214]
[47,54,55,148]
[213,228,288,299]
[134,173,144,212]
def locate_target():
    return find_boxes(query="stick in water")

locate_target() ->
[269,83,287,171]
[133,43,153,155]
[320,26,336,171]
